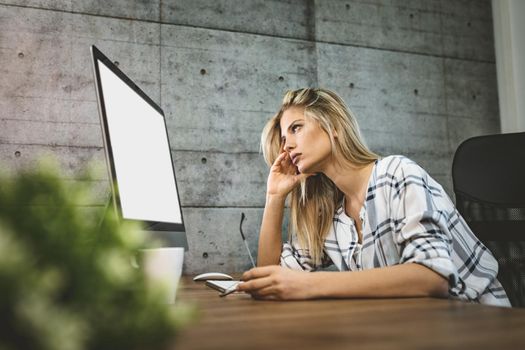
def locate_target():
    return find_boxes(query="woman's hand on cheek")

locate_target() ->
[266,151,313,198]
[237,265,314,300]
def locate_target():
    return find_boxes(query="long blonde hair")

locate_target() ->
[261,88,379,264]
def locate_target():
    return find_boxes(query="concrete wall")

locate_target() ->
[0,0,499,273]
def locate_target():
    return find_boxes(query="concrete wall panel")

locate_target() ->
[74,0,160,21]
[0,0,71,11]
[173,151,267,207]
[440,0,495,61]
[161,0,313,41]
[182,207,264,274]
[161,25,317,153]
[1,5,160,107]
[315,0,443,55]
[316,0,494,61]
[317,43,450,169]
[0,1,160,21]
[0,143,104,177]
[444,58,499,120]
[0,119,102,147]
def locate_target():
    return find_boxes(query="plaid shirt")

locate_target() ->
[280,155,511,307]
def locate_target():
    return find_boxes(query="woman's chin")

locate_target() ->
[297,163,311,174]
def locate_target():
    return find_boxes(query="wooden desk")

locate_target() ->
[174,276,525,349]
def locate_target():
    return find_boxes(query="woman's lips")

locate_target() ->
[292,154,301,165]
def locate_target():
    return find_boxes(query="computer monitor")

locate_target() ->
[91,45,188,249]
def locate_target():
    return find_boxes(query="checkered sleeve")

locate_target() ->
[279,235,317,271]
[390,160,459,288]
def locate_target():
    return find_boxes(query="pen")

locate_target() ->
[240,212,256,268]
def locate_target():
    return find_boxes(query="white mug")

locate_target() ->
[137,247,184,304]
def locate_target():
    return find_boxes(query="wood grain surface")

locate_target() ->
[173,275,525,350]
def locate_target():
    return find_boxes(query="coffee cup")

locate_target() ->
[135,247,184,304]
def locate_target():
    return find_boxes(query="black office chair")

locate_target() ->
[452,132,525,307]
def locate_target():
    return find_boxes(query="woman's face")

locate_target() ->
[280,107,333,174]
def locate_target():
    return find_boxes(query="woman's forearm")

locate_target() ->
[310,263,449,299]
[257,194,287,266]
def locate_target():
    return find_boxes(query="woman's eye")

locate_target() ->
[291,125,301,133]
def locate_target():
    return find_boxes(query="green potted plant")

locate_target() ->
[0,159,193,350]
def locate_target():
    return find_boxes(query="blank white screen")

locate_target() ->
[98,61,182,224]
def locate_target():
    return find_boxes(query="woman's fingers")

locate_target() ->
[249,286,279,300]
[272,151,288,167]
[238,266,284,299]
[268,151,315,197]
[280,155,299,175]
[237,275,274,293]
[241,265,278,281]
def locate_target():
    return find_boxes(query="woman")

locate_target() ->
[237,88,510,307]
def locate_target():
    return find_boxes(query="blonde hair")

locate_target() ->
[261,88,379,264]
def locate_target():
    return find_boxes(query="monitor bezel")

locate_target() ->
[90,45,186,234]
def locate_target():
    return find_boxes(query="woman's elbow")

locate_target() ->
[428,276,449,298]
[412,263,449,298]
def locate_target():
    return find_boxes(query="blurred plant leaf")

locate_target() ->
[0,158,194,350]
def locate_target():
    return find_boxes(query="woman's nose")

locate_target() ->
[284,140,295,152]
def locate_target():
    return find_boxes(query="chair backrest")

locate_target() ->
[452,132,525,307]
